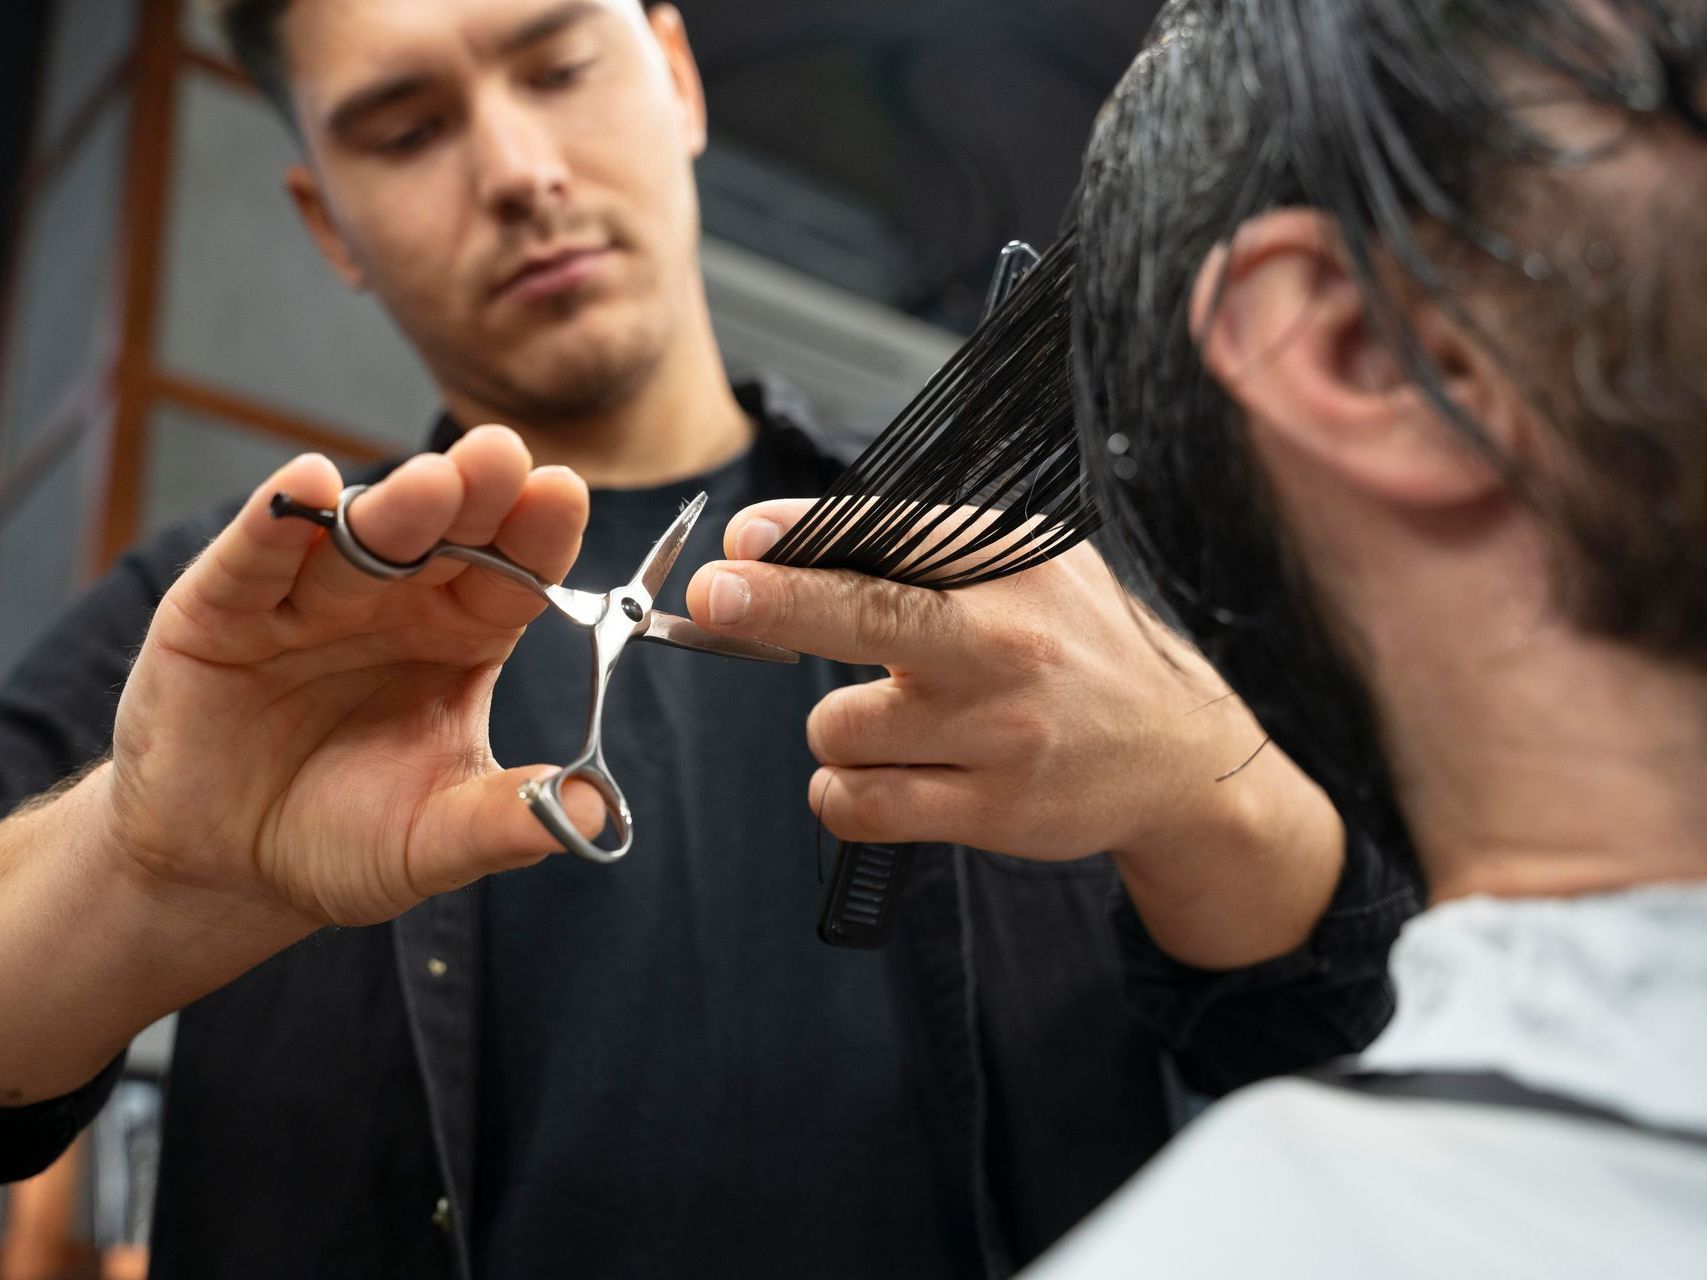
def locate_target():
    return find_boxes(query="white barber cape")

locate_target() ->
[1027,883,1707,1279]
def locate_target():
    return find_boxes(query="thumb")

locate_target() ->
[407,765,610,895]
[721,498,817,560]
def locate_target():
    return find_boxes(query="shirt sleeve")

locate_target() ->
[0,516,221,1181]
[0,1057,126,1184]
[0,517,221,814]
[1110,825,1417,1096]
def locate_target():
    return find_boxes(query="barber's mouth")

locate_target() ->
[494,248,615,305]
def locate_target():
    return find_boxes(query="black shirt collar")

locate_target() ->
[423,376,859,468]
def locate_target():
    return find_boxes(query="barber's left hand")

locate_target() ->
[686,500,1346,970]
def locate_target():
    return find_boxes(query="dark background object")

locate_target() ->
[676,0,1158,330]
[1,0,52,243]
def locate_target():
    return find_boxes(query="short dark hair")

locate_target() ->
[209,0,670,126]
[210,0,296,123]
[1074,0,1707,869]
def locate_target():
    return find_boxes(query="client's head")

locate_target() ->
[1076,0,1707,894]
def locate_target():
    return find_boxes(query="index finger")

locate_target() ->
[187,453,345,617]
[684,557,966,670]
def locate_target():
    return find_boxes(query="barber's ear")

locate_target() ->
[287,165,369,292]
[646,4,708,159]
[1190,209,1519,508]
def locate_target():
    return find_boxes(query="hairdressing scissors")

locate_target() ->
[271,486,797,865]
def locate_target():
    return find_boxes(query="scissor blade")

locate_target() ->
[636,491,708,601]
[640,611,799,664]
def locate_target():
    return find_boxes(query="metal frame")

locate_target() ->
[0,0,396,584]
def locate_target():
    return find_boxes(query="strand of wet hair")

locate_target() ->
[762,229,1097,589]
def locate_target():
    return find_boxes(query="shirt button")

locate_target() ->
[427,958,449,978]
[432,1196,453,1234]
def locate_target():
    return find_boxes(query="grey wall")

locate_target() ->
[0,0,134,676]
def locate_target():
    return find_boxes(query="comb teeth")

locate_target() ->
[818,843,916,948]
[763,229,1096,591]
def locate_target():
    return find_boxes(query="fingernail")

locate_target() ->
[735,518,782,561]
[709,571,752,626]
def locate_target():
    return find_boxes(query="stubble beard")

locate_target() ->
[434,286,677,428]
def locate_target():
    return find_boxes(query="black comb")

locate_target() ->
[783,234,1093,949]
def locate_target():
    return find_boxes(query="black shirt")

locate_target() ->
[0,380,1415,1279]
[474,423,975,1276]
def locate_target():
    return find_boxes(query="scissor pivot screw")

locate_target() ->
[621,597,644,622]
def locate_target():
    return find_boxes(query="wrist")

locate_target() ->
[1110,742,1345,971]
[0,766,312,1104]
[92,762,317,977]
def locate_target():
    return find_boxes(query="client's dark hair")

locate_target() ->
[1074,0,1707,869]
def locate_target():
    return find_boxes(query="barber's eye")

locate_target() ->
[532,60,594,92]
[375,120,442,158]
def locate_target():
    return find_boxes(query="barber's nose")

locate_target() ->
[471,99,571,225]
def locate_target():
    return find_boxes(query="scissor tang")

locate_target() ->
[273,486,577,602]
[522,530,683,864]
[521,586,645,866]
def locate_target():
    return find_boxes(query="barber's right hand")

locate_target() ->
[98,425,603,931]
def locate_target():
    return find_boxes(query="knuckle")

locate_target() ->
[849,579,937,655]
[848,580,904,653]
[758,566,798,632]
[967,775,1023,840]
[847,777,899,839]
[807,692,862,764]
[989,618,1065,670]
[992,705,1052,754]
[559,468,591,523]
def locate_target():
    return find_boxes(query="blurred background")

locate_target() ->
[0,0,1157,1273]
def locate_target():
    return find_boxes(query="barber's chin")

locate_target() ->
[500,333,662,414]
[490,276,636,347]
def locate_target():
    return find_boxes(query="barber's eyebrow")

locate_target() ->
[497,0,605,58]
[326,75,435,138]
[324,3,605,137]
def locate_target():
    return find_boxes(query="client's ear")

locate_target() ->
[1190,208,1521,508]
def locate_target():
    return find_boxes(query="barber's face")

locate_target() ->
[281,0,708,419]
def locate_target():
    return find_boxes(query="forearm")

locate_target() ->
[1110,740,1345,971]
[0,764,312,1105]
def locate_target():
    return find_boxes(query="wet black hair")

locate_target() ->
[1074,0,1707,868]
[762,233,1094,587]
